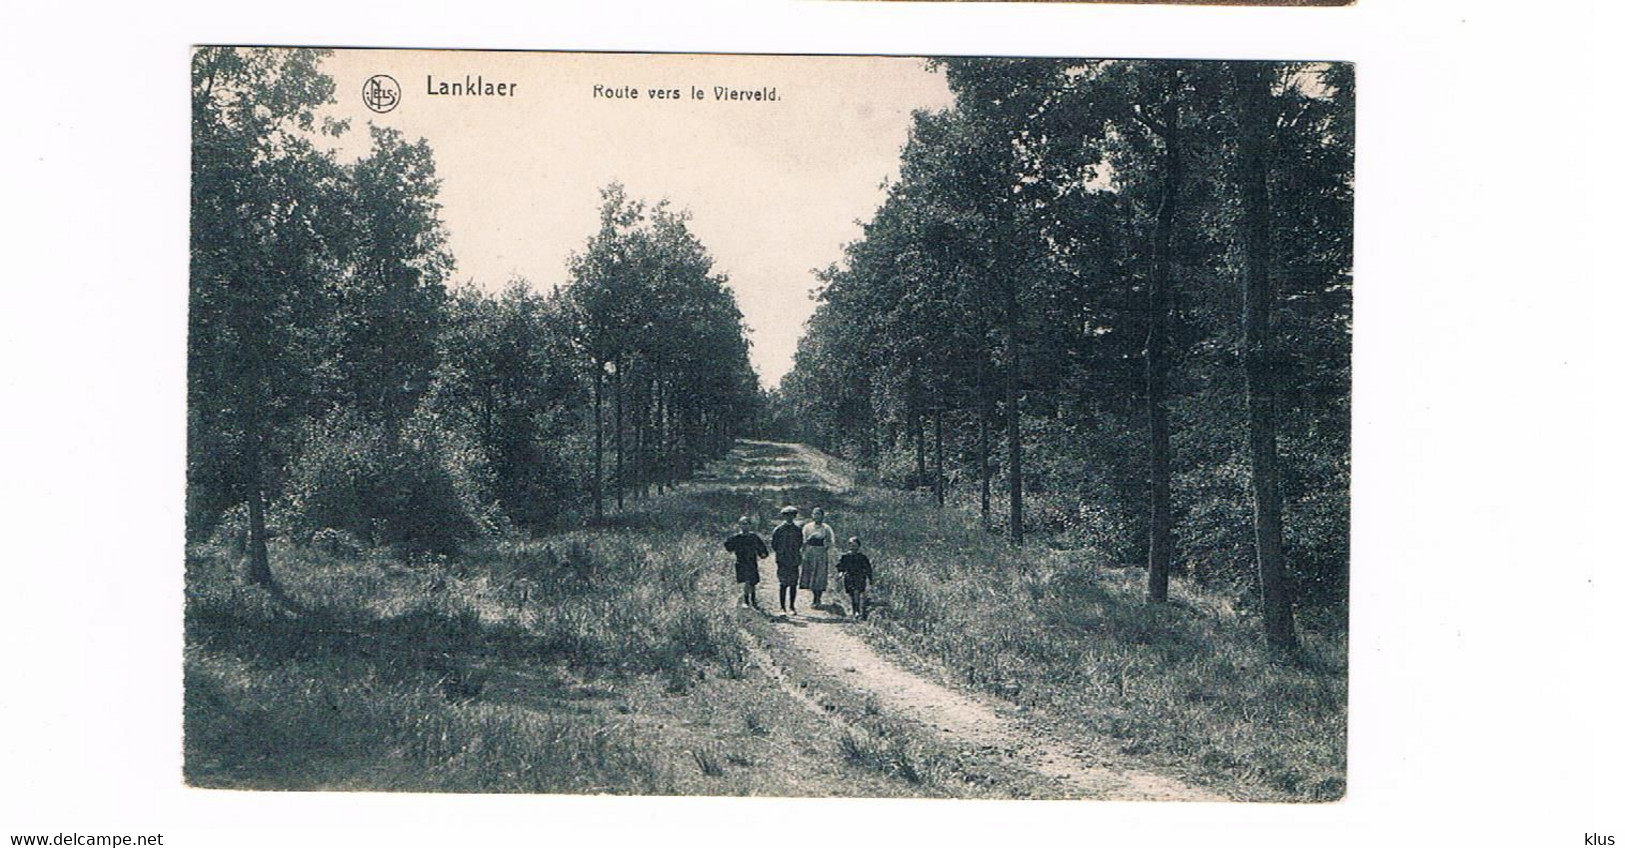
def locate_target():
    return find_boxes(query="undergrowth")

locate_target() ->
[184,493,748,792]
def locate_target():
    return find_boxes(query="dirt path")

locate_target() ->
[785,442,856,492]
[724,441,1224,802]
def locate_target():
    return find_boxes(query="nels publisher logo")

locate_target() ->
[362,74,400,114]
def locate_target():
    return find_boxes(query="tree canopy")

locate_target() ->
[775,59,1353,635]
[189,48,760,579]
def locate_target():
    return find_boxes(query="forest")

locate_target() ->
[771,58,1353,646]
[189,48,761,576]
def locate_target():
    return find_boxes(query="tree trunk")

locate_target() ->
[672,398,684,483]
[482,382,494,449]
[1235,62,1298,651]
[593,362,604,523]
[644,376,654,494]
[692,407,700,471]
[651,377,662,495]
[656,377,668,494]
[640,376,652,498]
[614,359,624,511]
[913,410,927,488]
[245,439,273,587]
[632,376,645,500]
[979,395,991,522]
[1006,273,1024,546]
[933,406,945,507]
[1146,68,1181,603]
[680,405,695,480]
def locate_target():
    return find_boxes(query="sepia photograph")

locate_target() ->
[186,47,1351,802]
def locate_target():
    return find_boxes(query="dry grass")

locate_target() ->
[839,480,1348,801]
[183,492,750,793]
[185,441,1344,800]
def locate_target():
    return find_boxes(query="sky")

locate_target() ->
[314,49,956,388]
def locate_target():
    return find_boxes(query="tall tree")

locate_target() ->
[907,75,1040,543]
[564,184,644,522]
[190,47,345,585]
[565,185,760,515]
[1141,65,1183,603]
[432,280,585,529]
[328,125,453,431]
[1233,62,1298,650]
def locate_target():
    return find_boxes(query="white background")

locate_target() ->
[1,1,1616,846]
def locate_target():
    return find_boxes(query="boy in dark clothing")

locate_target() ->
[836,536,873,620]
[724,516,769,609]
[771,506,804,614]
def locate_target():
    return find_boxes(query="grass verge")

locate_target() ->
[185,488,753,793]
[831,477,1347,801]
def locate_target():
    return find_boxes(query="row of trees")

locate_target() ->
[563,185,762,522]
[189,48,759,584]
[774,59,1353,648]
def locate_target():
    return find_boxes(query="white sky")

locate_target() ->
[315,49,955,388]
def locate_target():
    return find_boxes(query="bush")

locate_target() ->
[281,407,499,556]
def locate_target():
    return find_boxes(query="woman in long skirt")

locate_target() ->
[798,507,835,609]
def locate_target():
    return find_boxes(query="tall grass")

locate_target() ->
[184,650,666,793]
[812,474,1347,802]
[184,490,749,792]
[658,441,1343,799]
[187,440,1345,799]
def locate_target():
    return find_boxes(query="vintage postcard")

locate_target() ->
[187,47,1351,801]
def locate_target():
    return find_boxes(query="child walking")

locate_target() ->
[724,516,769,609]
[771,506,804,614]
[835,536,874,620]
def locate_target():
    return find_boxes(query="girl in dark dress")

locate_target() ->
[724,516,769,608]
[836,536,874,620]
